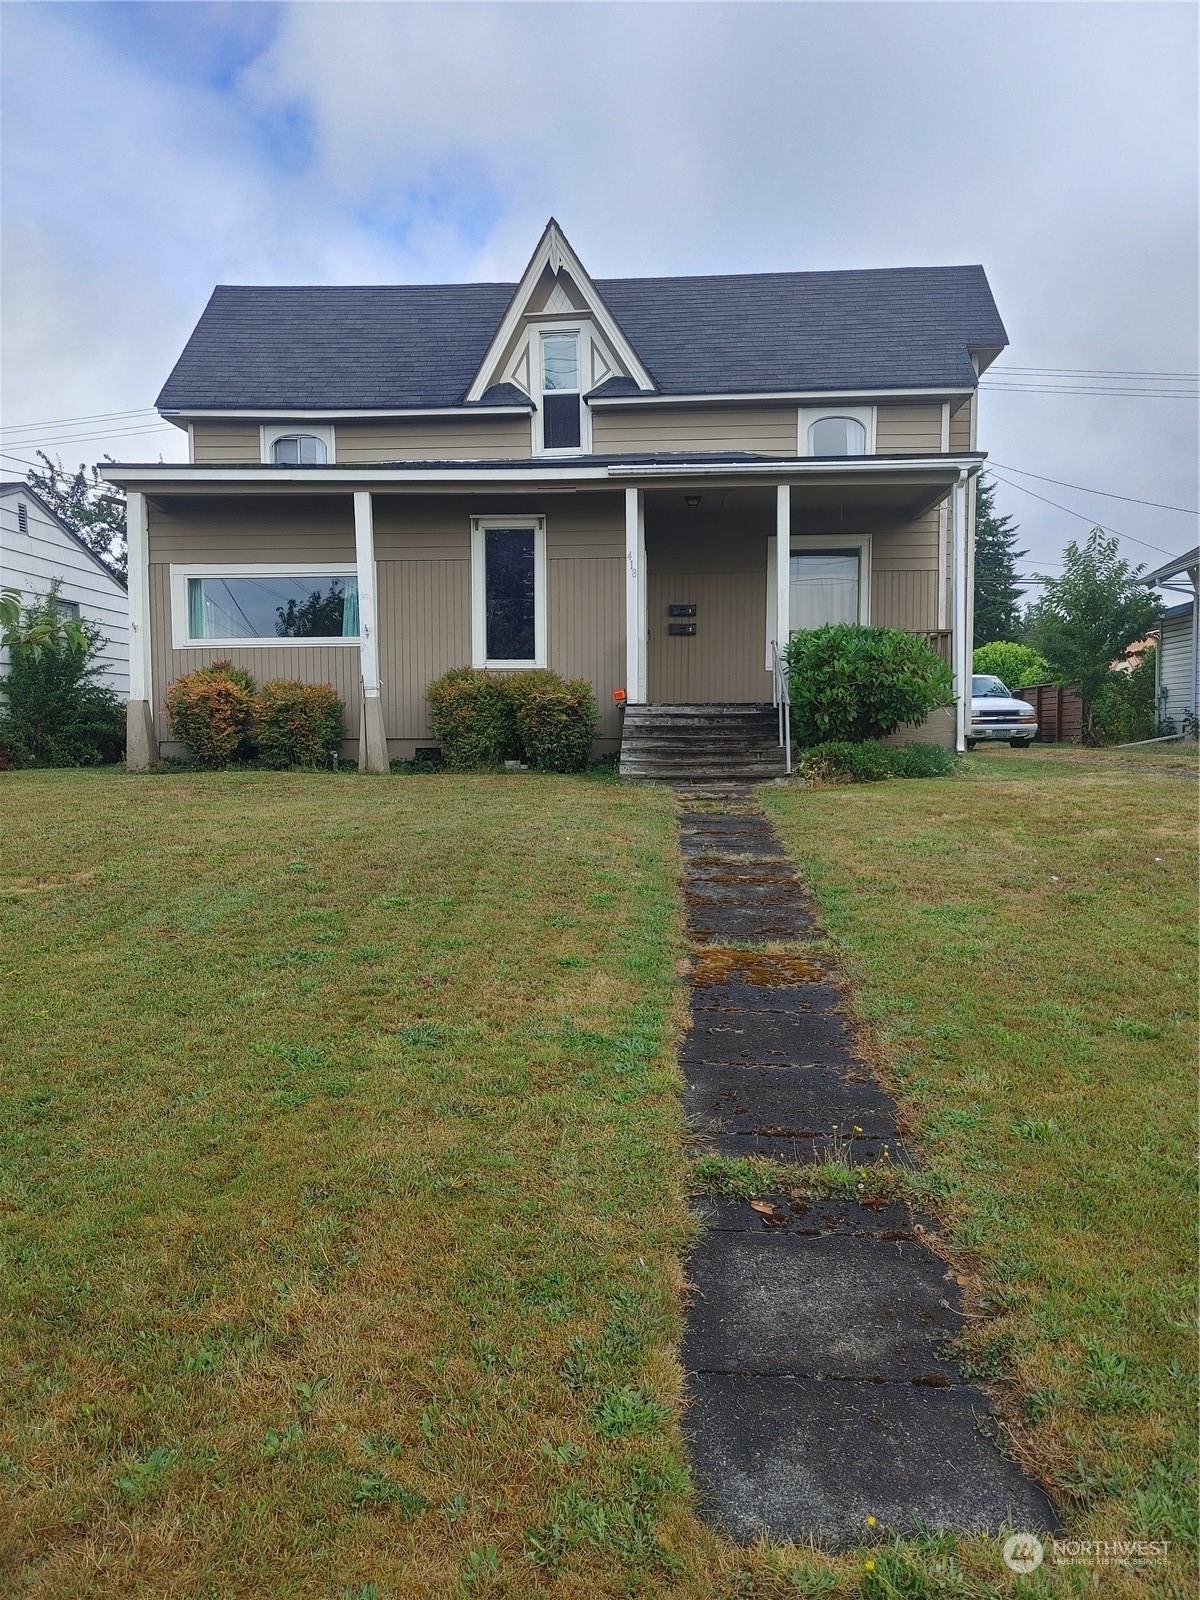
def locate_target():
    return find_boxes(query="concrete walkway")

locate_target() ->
[678,806,1057,1548]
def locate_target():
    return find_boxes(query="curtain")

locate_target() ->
[188,578,210,640]
[341,580,359,638]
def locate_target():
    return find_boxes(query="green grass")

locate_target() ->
[2,753,1196,1598]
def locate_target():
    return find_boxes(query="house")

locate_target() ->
[1142,547,1199,733]
[0,481,129,694]
[100,220,1007,774]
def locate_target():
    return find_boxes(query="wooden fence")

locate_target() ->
[1018,682,1083,743]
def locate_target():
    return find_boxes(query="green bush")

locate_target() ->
[786,625,954,745]
[506,670,598,773]
[0,585,124,767]
[798,739,959,784]
[972,640,1050,690]
[426,668,598,773]
[254,680,343,768]
[1092,650,1159,745]
[426,668,520,770]
[165,661,256,768]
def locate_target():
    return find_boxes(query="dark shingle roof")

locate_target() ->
[156,265,1006,411]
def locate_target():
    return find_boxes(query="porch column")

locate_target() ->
[775,484,791,665]
[353,490,389,773]
[624,486,646,702]
[951,469,969,753]
[124,489,158,770]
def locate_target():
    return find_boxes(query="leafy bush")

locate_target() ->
[1092,650,1159,745]
[506,670,598,773]
[798,740,959,784]
[165,661,256,768]
[972,640,1050,690]
[786,625,954,745]
[254,680,343,768]
[426,668,520,770]
[0,585,124,766]
[426,667,598,773]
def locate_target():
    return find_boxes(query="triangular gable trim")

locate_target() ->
[464,219,655,402]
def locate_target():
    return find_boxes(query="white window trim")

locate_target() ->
[470,516,547,669]
[260,421,336,465]
[170,562,359,650]
[765,533,872,667]
[532,325,592,456]
[797,405,876,457]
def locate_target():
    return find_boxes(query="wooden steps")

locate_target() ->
[619,704,788,784]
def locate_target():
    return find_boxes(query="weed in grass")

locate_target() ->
[1010,1115,1058,1142]
[441,1493,466,1525]
[263,1422,302,1459]
[351,1474,429,1516]
[294,1374,331,1415]
[692,1153,784,1197]
[114,1445,178,1500]
[1079,1337,1151,1414]
[462,1545,501,1585]
[392,1022,446,1047]
[591,1386,669,1438]
[1129,1441,1200,1543]
[341,1587,379,1600]
[786,1563,837,1595]
[542,1440,587,1468]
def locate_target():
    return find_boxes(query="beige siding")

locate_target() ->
[871,510,942,633]
[191,422,261,463]
[147,496,360,747]
[949,395,973,453]
[335,416,531,463]
[875,404,943,456]
[591,405,797,457]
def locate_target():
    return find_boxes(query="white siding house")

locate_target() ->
[0,482,129,694]
[1143,548,1198,735]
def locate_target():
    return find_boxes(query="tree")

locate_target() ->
[972,641,1050,690]
[1025,528,1161,744]
[275,581,348,637]
[25,452,127,584]
[0,583,124,766]
[973,476,1026,645]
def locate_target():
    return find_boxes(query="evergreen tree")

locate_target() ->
[973,476,1025,645]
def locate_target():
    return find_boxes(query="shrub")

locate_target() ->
[786,625,954,745]
[798,739,959,784]
[506,670,598,773]
[254,680,343,768]
[165,661,256,768]
[0,584,124,766]
[426,668,520,770]
[1093,650,1159,745]
[972,640,1050,690]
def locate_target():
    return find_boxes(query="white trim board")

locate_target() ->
[797,404,876,457]
[469,516,548,669]
[169,562,360,651]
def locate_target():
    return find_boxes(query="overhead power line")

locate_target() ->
[988,462,1199,516]
[993,365,1199,379]
[0,406,159,434]
[987,473,1173,558]
[980,382,1197,399]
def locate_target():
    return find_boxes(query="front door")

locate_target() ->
[646,567,771,703]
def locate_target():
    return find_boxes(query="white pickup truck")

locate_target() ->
[967,674,1039,749]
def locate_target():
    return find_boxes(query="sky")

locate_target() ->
[1,0,1197,593]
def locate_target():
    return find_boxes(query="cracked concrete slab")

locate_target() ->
[683,1006,860,1066]
[683,1061,900,1148]
[687,895,817,943]
[692,1194,931,1238]
[685,1373,1059,1546]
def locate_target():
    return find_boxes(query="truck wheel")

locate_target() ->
[1009,738,1032,749]
[965,740,976,751]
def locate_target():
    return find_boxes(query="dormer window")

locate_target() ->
[271,433,328,466]
[807,416,867,457]
[540,331,582,451]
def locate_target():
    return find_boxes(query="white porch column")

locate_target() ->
[124,489,157,770]
[353,490,389,773]
[775,484,791,665]
[624,486,646,702]
[951,469,970,752]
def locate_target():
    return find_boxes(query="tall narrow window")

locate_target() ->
[471,517,546,668]
[540,332,581,450]
[789,552,860,630]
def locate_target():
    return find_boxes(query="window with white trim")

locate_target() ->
[539,331,582,451]
[798,404,874,457]
[271,433,328,466]
[171,565,359,648]
[471,517,547,668]
[790,551,861,628]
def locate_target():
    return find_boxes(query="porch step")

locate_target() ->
[619,704,789,785]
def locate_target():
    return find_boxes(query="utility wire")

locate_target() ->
[0,406,159,433]
[988,463,1199,516]
[980,383,1196,399]
[988,473,1174,558]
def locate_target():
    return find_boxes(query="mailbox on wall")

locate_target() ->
[667,603,697,638]
[668,604,697,617]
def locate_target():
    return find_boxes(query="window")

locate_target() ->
[540,331,582,450]
[271,433,328,466]
[171,566,359,647]
[790,551,861,629]
[56,598,81,621]
[471,517,547,668]
[807,416,867,457]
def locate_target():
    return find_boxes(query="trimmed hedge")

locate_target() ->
[787,624,954,745]
[426,667,598,773]
[799,740,959,784]
[165,663,343,769]
[255,680,343,768]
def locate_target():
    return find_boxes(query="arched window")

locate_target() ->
[271,433,328,466]
[807,416,867,457]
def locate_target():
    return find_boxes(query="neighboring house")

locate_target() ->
[0,481,129,695]
[1142,547,1199,732]
[101,219,1007,772]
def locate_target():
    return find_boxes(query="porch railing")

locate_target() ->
[914,628,954,664]
[770,640,792,776]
